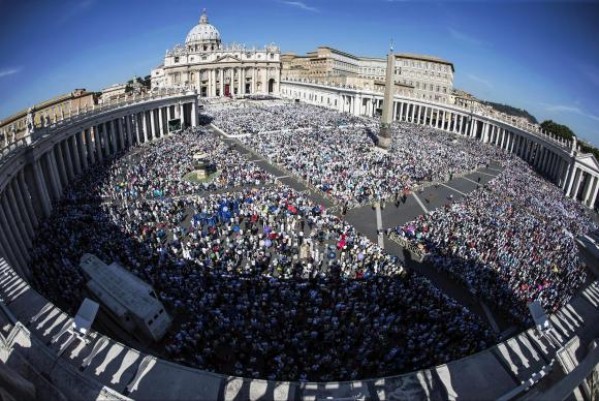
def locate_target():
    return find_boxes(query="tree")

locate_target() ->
[539,120,575,141]
[481,101,538,124]
[142,75,151,88]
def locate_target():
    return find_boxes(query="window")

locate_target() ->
[174,56,179,63]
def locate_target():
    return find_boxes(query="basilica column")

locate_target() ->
[242,68,247,95]
[212,69,218,96]
[219,69,224,96]
[252,68,257,94]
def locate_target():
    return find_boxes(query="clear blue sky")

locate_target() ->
[1,0,598,145]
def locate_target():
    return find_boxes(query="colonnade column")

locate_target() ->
[46,150,62,200]
[589,177,599,209]
[70,135,82,177]
[78,132,88,171]
[583,175,596,206]
[158,107,165,137]
[191,101,197,127]
[33,159,52,217]
[150,110,156,140]
[54,141,69,186]
[3,194,30,265]
[0,200,27,275]
[126,115,133,146]
[93,125,103,163]
[142,112,149,142]
[17,170,38,229]
[6,184,33,247]
[571,168,583,198]
[0,218,20,275]
[4,187,32,273]
[112,119,121,152]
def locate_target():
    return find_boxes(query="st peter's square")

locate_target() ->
[0,1,598,400]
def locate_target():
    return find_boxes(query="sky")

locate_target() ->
[1,0,598,145]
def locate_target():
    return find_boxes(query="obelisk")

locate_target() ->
[378,49,395,149]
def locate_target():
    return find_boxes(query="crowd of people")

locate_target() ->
[99,127,276,200]
[395,157,595,323]
[209,101,366,136]
[239,119,506,207]
[29,123,494,382]
[27,100,595,382]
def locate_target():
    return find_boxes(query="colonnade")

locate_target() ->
[281,81,599,210]
[0,96,198,279]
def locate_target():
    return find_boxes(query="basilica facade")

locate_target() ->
[151,10,281,97]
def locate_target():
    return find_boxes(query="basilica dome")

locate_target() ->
[185,10,221,49]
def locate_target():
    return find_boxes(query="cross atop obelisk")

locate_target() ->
[377,43,395,149]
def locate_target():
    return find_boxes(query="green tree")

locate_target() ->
[481,101,538,124]
[539,120,575,141]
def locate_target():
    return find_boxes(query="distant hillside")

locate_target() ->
[481,101,538,124]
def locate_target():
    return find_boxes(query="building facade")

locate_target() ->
[151,10,281,97]
[281,47,454,103]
